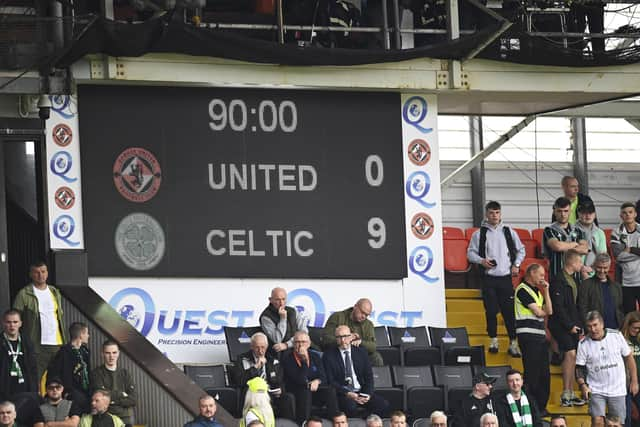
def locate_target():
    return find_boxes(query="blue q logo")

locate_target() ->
[50,95,76,119]
[406,171,436,208]
[109,288,156,337]
[50,152,77,183]
[402,96,433,134]
[53,215,79,247]
[288,288,326,327]
[409,245,439,283]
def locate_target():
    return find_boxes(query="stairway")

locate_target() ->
[445,289,591,427]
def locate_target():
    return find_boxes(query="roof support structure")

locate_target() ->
[469,116,486,226]
[571,117,589,193]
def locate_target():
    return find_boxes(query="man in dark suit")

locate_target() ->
[282,331,338,424]
[323,325,389,418]
[232,332,295,421]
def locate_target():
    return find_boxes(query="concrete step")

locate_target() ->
[560,415,592,427]
[446,299,485,313]
[447,312,504,327]
[445,289,482,299]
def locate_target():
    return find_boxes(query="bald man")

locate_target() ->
[259,287,309,353]
[322,299,383,366]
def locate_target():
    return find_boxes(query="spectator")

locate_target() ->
[610,202,640,313]
[552,176,595,225]
[282,331,338,424]
[548,250,586,407]
[39,376,81,426]
[452,372,497,427]
[578,253,624,329]
[0,401,20,427]
[184,395,223,427]
[240,377,275,427]
[232,332,295,421]
[248,422,265,427]
[390,411,407,427]
[322,299,383,366]
[549,415,567,427]
[467,200,524,357]
[480,413,498,427]
[620,311,640,427]
[305,416,324,427]
[495,369,543,427]
[514,264,552,414]
[78,390,124,427]
[575,201,607,272]
[333,412,348,427]
[90,341,136,426]
[544,197,589,281]
[430,410,447,427]
[576,310,638,427]
[323,325,388,418]
[259,288,309,354]
[366,414,383,427]
[13,261,67,381]
[47,322,91,412]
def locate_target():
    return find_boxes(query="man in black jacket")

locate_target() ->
[495,369,542,427]
[232,332,295,420]
[549,249,586,408]
[452,372,497,427]
[578,253,624,329]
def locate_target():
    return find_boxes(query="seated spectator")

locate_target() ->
[431,411,447,427]
[452,372,497,427]
[184,395,223,427]
[578,253,623,329]
[0,401,22,427]
[480,413,499,427]
[366,414,383,427]
[390,411,407,427]
[79,390,124,427]
[495,369,543,427]
[240,377,275,427]
[40,376,82,426]
[550,415,567,427]
[333,412,348,427]
[305,416,324,427]
[323,325,388,418]
[260,287,309,354]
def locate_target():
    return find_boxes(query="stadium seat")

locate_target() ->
[372,366,403,414]
[375,326,391,346]
[476,365,512,391]
[428,326,484,366]
[407,387,445,419]
[379,347,401,366]
[433,365,473,411]
[521,239,538,259]
[531,228,544,257]
[308,326,324,349]
[392,366,435,388]
[413,418,430,427]
[276,419,299,427]
[405,347,441,367]
[348,419,366,427]
[465,227,479,240]
[514,228,532,241]
[443,226,465,240]
[223,325,263,362]
[184,365,240,417]
[443,240,471,273]
[388,326,434,365]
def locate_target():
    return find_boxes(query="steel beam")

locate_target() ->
[469,116,486,226]
[571,117,589,192]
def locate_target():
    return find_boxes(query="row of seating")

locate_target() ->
[276,416,433,427]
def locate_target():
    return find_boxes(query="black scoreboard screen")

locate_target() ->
[79,85,407,279]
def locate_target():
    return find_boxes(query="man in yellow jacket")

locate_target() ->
[79,390,124,427]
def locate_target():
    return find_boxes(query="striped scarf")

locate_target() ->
[507,392,532,427]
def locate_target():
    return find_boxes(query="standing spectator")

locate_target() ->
[79,390,124,427]
[576,310,638,427]
[240,377,275,427]
[13,261,67,381]
[259,288,309,354]
[552,176,596,225]
[578,253,624,329]
[183,395,223,427]
[514,264,552,414]
[322,299,383,366]
[451,372,497,427]
[548,250,586,407]
[611,202,640,313]
[39,376,82,426]
[90,341,136,427]
[621,311,640,427]
[544,197,589,281]
[467,201,525,356]
[47,322,91,412]
[495,369,543,427]
[575,201,607,272]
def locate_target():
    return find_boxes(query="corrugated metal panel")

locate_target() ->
[61,298,195,427]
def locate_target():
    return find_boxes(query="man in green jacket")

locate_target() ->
[322,299,383,366]
[13,261,67,381]
[79,390,124,427]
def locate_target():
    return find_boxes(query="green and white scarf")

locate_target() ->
[507,392,533,427]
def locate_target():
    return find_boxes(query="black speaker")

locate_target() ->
[50,250,88,287]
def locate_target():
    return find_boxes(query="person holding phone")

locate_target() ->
[549,249,587,407]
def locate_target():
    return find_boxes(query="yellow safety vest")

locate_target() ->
[514,282,546,337]
[240,408,275,427]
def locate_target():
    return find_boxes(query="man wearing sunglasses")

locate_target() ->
[39,376,81,426]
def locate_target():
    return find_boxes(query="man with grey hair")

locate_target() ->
[578,253,624,329]
[0,402,18,427]
[366,414,383,427]
[576,310,638,427]
[430,410,447,427]
[232,332,295,421]
[480,413,498,427]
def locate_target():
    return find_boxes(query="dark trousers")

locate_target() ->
[568,3,605,53]
[518,335,550,412]
[290,384,339,424]
[273,392,296,421]
[337,392,389,418]
[623,287,640,314]
[482,274,517,339]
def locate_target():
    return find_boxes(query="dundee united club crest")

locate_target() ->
[114,213,166,271]
[113,147,162,203]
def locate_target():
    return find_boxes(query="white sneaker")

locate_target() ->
[508,340,522,357]
[489,337,499,353]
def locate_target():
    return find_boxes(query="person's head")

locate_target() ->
[622,311,640,341]
[351,298,372,323]
[480,413,498,427]
[430,410,447,427]
[335,325,353,350]
[306,416,324,427]
[250,332,268,358]
[293,331,311,355]
[0,402,16,427]
[506,369,523,395]
[577,202,596,226]
[248,421,265,427]
[29,261,48,287]
[69,322,89,344]
[586,311,605,340]
[550,415,567,427]
[620,202,637,226]
[485,201,502,226]
[593,253,611,282]
[390,411,407,427]
[605,415,623,427]
[198,395,217,419]
[91,390,111,415]
[553,197,572,225]
[269,287,287,310]
[524,263,545,287]
[243,377,273,421]
[563,249,584,274]
[472,372,496,399]
[102,340,120,369]
[45,377,65,403]
[366,414,383,427]
[333,412,348,427]
[2,309,21,339]
[561,176,579,200]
